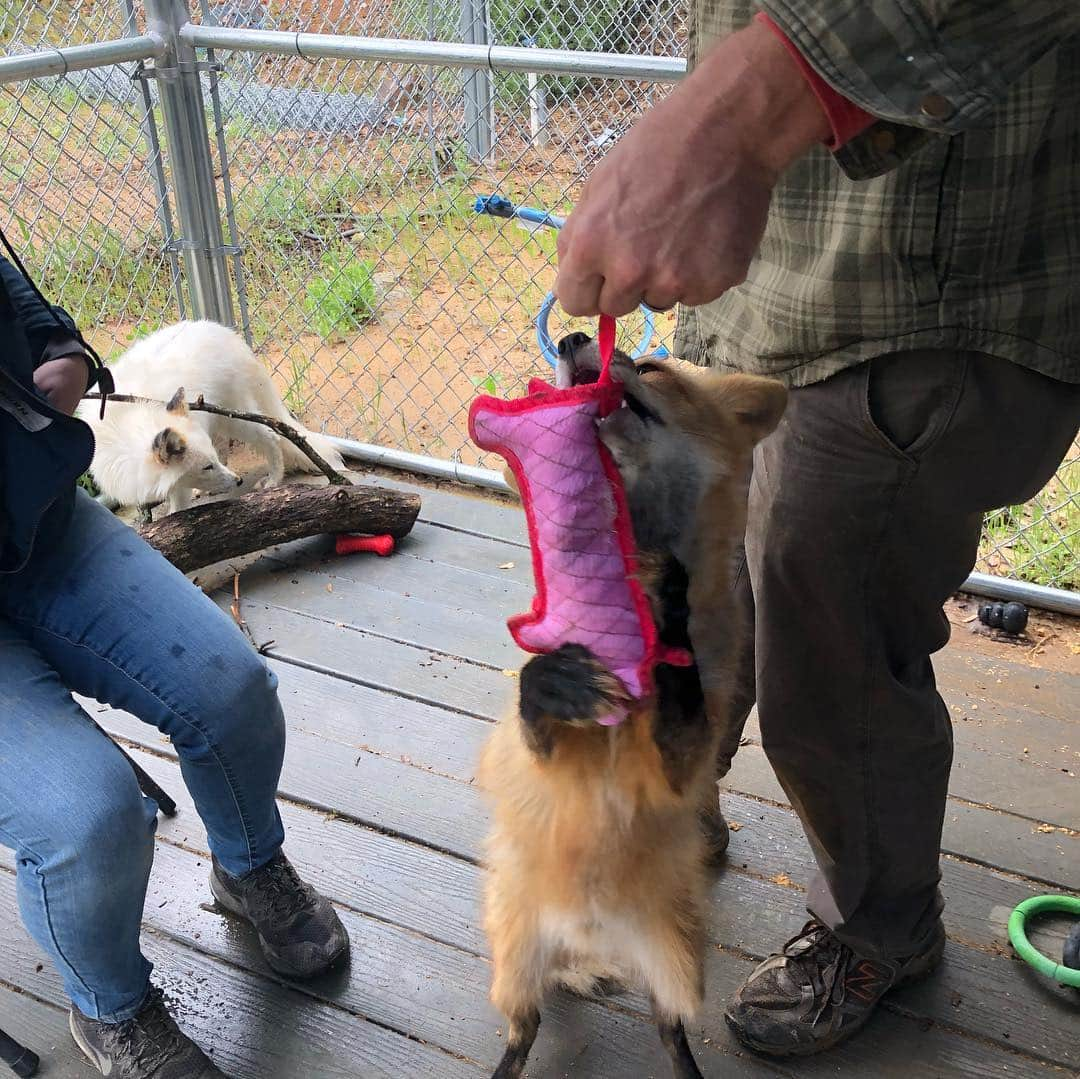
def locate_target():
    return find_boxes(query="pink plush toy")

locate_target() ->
[469,315,690,725]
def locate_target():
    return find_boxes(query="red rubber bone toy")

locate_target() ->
[469,315,689,726]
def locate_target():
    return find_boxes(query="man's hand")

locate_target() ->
[555,20,830,317]
[34,355,89,416]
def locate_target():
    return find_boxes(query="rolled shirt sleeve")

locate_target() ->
[758,1,1080,178]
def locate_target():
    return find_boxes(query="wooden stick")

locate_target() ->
[84,391,350,486]
[138,482,421,573]
[231,572,274,654]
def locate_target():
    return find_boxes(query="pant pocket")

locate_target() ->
[863,350,969,460]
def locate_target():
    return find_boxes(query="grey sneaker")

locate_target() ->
[70,986,225,1077]
[210,852,349,979]
[726,920,946,1057]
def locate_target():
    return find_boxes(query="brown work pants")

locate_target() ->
[720,350,1080,959]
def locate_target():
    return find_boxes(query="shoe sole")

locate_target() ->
[725,934,946,1059]
[69,1012,113,1076]
[209,872,350,980]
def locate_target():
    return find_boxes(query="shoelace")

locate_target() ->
[249,857,313,922]
[108,989,187,1074]
[780,922,856,1027]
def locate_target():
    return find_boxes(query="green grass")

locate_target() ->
[303,247,378,340]
[35,222,175,331]
[981,460,1079,589]
[354,375,387,440]
[282,355,314,414]
[470,372,506,396]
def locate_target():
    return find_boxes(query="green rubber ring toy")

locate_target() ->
[1007,894,1080,988]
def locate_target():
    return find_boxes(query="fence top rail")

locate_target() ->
[0,34,165,85]
[180,25,688,82]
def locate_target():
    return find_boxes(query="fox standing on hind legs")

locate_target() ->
[478,333,787,1078]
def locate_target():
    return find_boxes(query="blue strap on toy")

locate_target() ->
[475,194,669,368]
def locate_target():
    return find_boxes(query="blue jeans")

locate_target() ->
[0,491,286,1021]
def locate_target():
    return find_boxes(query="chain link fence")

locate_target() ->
[1,1,1076,594]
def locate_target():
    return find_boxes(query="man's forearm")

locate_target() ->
[554,20,830,316]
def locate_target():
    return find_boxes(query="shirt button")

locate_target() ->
[920,93,954,120]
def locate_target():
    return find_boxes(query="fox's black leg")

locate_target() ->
[491,1008,540,1079]
[654,1003,704,1079]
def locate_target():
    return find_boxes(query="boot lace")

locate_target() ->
[780,921,857,1027]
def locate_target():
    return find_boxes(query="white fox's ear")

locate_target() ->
[152,427,187,465]
[166,387,188,415]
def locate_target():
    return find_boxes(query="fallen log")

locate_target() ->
[139,483,421,573]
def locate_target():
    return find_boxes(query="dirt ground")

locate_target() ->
[945,595,1079,673]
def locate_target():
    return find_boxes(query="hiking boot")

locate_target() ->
[726,919,946,1057]
[210,852,349,979]
[70,985,226,1077]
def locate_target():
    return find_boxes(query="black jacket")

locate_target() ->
[0,256,95,575]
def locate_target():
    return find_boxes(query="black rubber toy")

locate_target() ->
[977,600,1029,635]
[1064,921,1080,974]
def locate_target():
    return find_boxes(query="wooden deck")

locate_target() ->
[2,472,1078,1078]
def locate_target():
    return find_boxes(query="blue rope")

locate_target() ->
[475,194,669,369]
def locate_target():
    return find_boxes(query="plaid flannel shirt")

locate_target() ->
[674,1,1080,386]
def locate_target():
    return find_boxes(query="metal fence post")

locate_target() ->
[521,36,549,148]
[144,0,235,325]
[459,0,493,162]
[118,0,187,322]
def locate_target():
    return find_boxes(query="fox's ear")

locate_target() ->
[166,386,188,415]
[717,374,788,445]
[152,427,187,465]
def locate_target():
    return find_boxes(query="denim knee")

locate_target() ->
[199,650,285,763]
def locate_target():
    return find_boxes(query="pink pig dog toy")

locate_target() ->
[468,315,691,726]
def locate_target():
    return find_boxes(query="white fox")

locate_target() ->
[78,320,346,514]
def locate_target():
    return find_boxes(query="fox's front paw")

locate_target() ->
[518,644,630,755]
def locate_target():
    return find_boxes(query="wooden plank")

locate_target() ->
[261,520,534,610]
[221,603,514,722]
[232,548,1076,822]
[89,745,488,957]
[947,745,1076,824]
[143,835,1071,1079]
[219,498,1077,813]
[723,798,1074,952]
[142,843,787,1079]
[101,706,487,861]
[725,738,1080,887]
[96,630,1077,892]
[227,554,521,670]
[270,658,490,780]
[81,743,1073,982]
[254,522,1076,754]
[943,683,1076,764]
[935,648,1080,726]
[2,789,1060,1079]
[0,870,483,1079]
[266,519,535,591]
[359,472,527,548]
[0,983,96,1077]
[88,727,1078,1070]
[98,643,1077,893]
